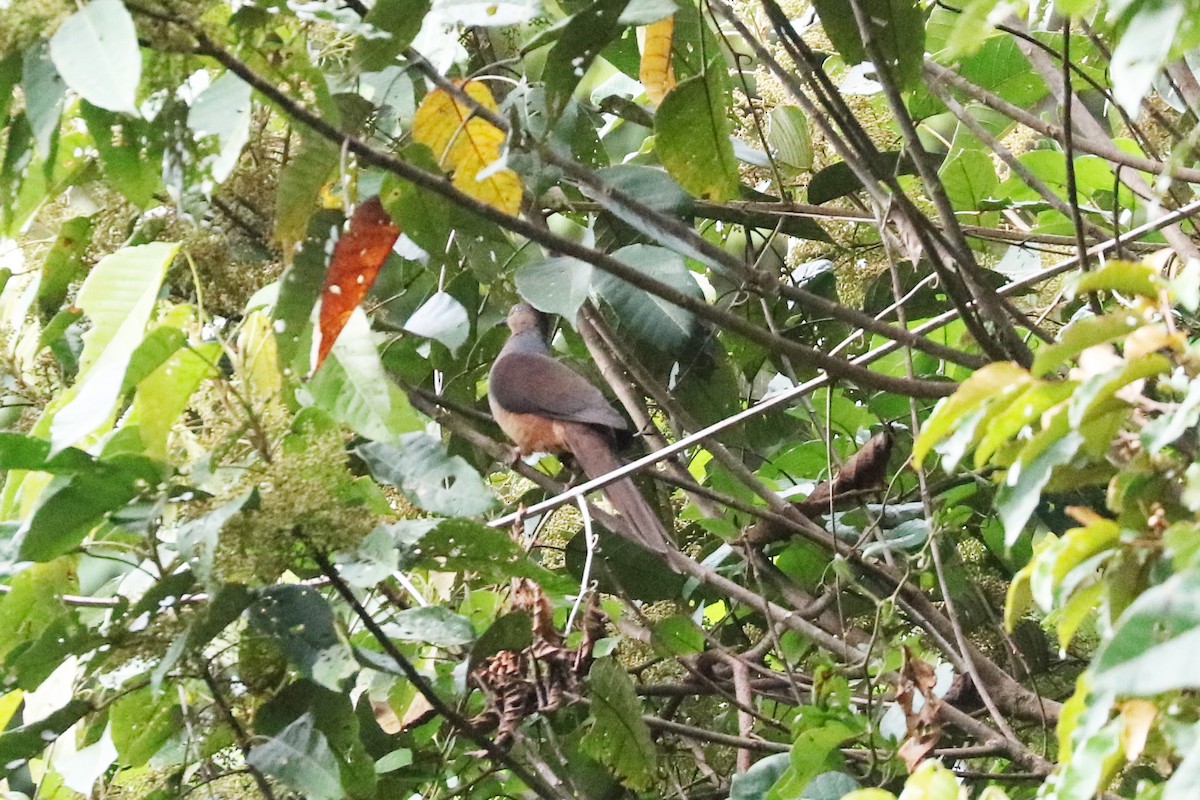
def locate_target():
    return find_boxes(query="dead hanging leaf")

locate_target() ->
[314,196,400,371]
[470,582,606,747]
[412,80,523,215]
[895,647,941,771]
[795,428,894,515]
[640,16,676,105]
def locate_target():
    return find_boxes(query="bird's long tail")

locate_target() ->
[562,424,672,556]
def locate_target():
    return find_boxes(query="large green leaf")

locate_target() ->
[1030,314,1144,378]
[654,64,739,202]
[811,0,926,89]
[387,606,474,647]
[80,103,161,206]
[247,585,357,691]
[354,0,432,70]
[355,436,496,516]
[48,0,141,113]
[16,455,161,562]
[248,712,346,800]
[310,308,422,441]
[127,340,220,460]
[1092,569,1200,696]
[593,244,702,355]
[22,42,66,157]
[765,719,859,800]
[48,242,178,453]
[0,699,92,770]
[187,70,253,184]
[913,361,1031,466]
[36,216,92,318]
[275,133,340,250]
[110,686,180,767]
[581,658,656,789]
[995,409,1083,546]
[544,0,631,118]
[515,256,594,321]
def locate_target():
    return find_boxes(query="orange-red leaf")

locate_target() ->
[640,16,676,105]
[411,80,523,215]
[314,196,400,370]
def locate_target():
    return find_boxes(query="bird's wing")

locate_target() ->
[490,351,628,431]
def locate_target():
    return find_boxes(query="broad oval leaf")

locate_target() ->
[593,243,702,355]
[654,65,739,201]
[49,0,141,113]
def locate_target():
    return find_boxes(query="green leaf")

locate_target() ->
[996,409,1082,547]
[730,753,789,800]
[177,491,257,586]
[974,381,1074,468]
[119,326,188,394]
[410,519,574,592]
[655,64,739,201]
[899,760,960,800]
[188,70,254,184]
[356,436,496,516]
[80,103,161,206]
[544,0,631,118]
[273,209,342,374]
[1092,569,1200,696]
[650,616,704,656]
[110,686,179,767]
[581,658,657,789]
[811,0,925,89]
[1068,352,1171,426]
[387,606,475,647]
[593,244,702,355]
[913,361,1031,466]
[807,151,916,205]
[275,133,340,250]
[1069,259,1164,300]
[768,106,812,173]
[128,341,220,460]
[48,0,141,114]
[254,681,378,799]
[36,216,92,318]
[21,42,66,158]
[355,0,432,70]
[310,308,422,440]
[0,699,92,769]
[938,148,998,211]
[765,719,858,800]
[1029,517,1120,611]
[48,242,179,453]
[248,712,346,800]
[0,559,77,665]
[515,256,594,321]
[1164,721,1200,800]
[17,456,160,561]
[1030,313,1144,378]
[1110,2,1184,115]
[402,290,470,353]
[248,585,357,691]
[1143,377,1200,453]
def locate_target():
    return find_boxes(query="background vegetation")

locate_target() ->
[1,0,1199,797]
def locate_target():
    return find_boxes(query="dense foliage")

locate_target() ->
[1,0,1199,798]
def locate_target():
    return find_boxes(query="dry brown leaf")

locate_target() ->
[895,647,942,771]
[795,429,894,515]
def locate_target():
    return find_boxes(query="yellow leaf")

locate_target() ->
[411,80,522,214]
[1120,699,1157,762]
[640,16,676,105]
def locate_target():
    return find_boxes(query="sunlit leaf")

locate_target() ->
[655,63,739,201]
[49,0,141,113]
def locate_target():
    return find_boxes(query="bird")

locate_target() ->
[488,302,672,556]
